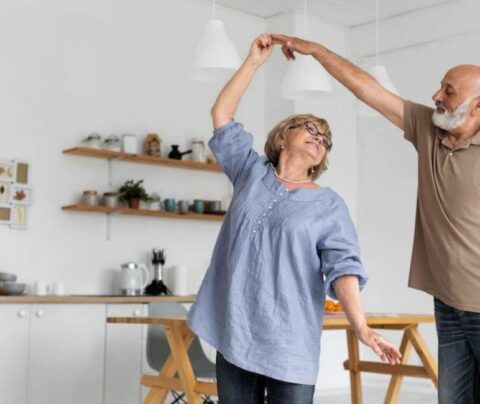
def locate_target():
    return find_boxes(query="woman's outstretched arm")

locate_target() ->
[211,33,274,129]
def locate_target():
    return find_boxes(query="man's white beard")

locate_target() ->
[432,99,471,131]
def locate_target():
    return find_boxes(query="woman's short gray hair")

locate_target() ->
[264,114,332,181]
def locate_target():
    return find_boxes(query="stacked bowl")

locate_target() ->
[0,272,26,295]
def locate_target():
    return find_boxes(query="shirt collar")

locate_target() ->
[436,127,480,150]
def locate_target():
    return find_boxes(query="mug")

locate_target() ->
[51,281,66,296]
[177,200,189,214]
[34,281,49,296]
[164,198,176,212]
[192,199,204,214]
[205,200,222,213]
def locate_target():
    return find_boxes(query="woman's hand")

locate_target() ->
[356,326,402,365]
[271,34,317,60]
[247,34,275,67]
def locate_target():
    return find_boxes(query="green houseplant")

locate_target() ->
[118,179,149,209]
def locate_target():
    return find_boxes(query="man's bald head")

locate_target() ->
[444,64,480,97]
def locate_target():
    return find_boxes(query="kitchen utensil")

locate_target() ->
[103,135,121,152]
[144,248,170,295]
[168,145,192,160]
[119,262,149,296]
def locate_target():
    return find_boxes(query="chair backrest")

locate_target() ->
[146,302,216,380]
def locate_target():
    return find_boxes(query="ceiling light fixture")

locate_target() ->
[189,0,241,82]
[281,0,333,100]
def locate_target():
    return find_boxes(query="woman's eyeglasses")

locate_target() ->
[289,121,332,149]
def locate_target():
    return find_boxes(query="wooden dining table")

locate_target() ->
[107,312,437,404]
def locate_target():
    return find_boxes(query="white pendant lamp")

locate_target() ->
[281,0,332,100]
[359,0,398,116]
[189,0,241,82]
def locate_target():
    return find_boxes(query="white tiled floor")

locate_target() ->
[314,385,437,404]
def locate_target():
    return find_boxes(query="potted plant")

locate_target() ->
[118,179,149,209]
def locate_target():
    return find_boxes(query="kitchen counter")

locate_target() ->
[0,294,196,304]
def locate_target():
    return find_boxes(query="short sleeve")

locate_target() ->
[320,199,368,300]
[208,121,259,186]
[404,100,434,150]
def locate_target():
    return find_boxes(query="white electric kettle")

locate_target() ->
[119,262,149,295]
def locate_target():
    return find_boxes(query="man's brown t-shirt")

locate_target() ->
[404,100,480,312]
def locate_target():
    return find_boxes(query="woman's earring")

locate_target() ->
[280,145,285,150]
[310,167,315,176]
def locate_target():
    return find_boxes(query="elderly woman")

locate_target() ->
[187,34,401,403]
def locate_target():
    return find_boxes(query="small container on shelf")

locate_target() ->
[81,190,99,206]
[191,138,205,162]
[144,133,162,157]
[103,135,121,152]
[102,192,119,207]
[122,134,138,154]
[81,133,102,149]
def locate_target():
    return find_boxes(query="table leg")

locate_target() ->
[346,329,363,404]
[406,326,438,387]
[143,323,196,404]
[165,323,202,404]
[384,329,413,404]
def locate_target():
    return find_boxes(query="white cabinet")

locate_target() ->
[0,305,30,404]
[26,304,106,404]
[104,304,145,404]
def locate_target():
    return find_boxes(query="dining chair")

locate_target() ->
[146,302,216,404]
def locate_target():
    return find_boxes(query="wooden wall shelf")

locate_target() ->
[62,204,225,222]
[62,147,222,173]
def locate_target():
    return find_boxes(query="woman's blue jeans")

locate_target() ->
[435,298,480,404]
[216,352,315,404]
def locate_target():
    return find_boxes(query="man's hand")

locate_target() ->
[271,33,317,60]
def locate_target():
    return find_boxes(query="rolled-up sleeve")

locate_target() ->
[320,201,368,300]
[208,121,258,185]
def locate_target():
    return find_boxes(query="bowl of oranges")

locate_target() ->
[324,299,343,313]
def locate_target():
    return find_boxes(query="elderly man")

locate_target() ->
[271,34,480,404]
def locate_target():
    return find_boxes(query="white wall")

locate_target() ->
[0,0,265,294]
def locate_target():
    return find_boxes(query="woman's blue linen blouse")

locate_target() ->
[187,121,368,385]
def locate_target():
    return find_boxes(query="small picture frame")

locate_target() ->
[0,160,15,181]
[15,161,29,185]
[10,204,27,230]
[0,206,12,225]
[0,181,11,205]
[10,185,31,205]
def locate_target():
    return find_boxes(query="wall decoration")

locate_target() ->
[0,159,31,230]
[15,162,29,184]
[0,181,11,204]
[0,206,11,225]
[10,205,27,230]
[11,185,31,205]
[0,160,15,180]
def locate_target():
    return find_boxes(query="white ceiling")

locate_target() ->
[216,0,454,26]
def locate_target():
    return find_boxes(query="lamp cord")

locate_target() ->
[375,0,379,65]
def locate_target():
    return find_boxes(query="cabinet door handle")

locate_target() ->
[17,309,27,318]
[132,309,141,317]
[35,309,45,318]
